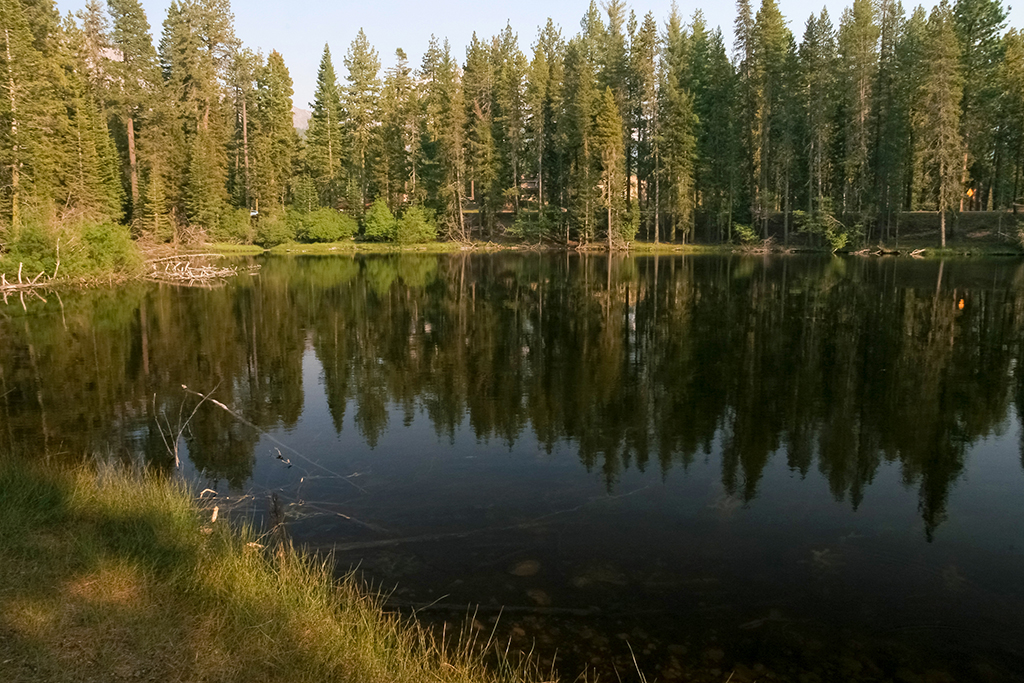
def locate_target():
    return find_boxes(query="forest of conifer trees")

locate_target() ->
[0,0,1020,262]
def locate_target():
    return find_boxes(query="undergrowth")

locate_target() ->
[0,457,554,683]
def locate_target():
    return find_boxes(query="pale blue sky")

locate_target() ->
[57,0,1021,109]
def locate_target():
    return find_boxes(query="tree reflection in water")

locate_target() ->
[1,253,1023,539]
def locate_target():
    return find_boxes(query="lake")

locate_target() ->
[2,253,1023,681]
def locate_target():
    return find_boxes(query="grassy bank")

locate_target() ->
[0,459,547,683]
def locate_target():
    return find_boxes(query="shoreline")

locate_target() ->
[0,458,549,683]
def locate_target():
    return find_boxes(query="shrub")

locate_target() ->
[0,219,141,280]
[296,209,357,243]
[395,206,437,244]
[362,198,397,242]
[733,223,760,245]
[255,213,295,248]
[213,208,254,244]
[82,221,141,273]
[507,212,555,241]
[798,212,856,252]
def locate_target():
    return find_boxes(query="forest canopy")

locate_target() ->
[0,0,1019,258]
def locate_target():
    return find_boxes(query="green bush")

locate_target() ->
[0,219,141,280]
[295,208,357,243]
[798,212,857,252]
[733,223,760,245]
[212,208,254,244]
[615,205,640,243]
[255,213,295,248]
[508,213,555,241]
[82,221,141,273]
[395,206,437,244]
[362,198,397,242]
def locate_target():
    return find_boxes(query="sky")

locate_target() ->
[56,0,1023,109]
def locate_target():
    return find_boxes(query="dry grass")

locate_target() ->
[0,458,557,683]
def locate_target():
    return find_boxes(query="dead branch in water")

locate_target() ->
[145,257,259,286]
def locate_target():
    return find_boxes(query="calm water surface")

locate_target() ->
[2,253,1023,681]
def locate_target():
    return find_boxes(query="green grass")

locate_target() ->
[0,458,552,683]
[268,240,470,254]
[202,242,267,255]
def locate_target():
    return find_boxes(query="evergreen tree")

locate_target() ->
[373,48,416,211]
[463,33,499,235]
[913,3,964,246]
[561,36,599,242]
[492,23,527,214]
[59,16,123,220]
[306,44,344,207]
[1,0,42,234]
[525,43,548,213]
[227,47,258,209]
[799,10,838,217]
[898,6,929,211]
[251,50,295,212]
[420,36,466,239]
[953,0,1007,209]
[873,0,906,236]
[107,0,160,222]
[690,13,738,241]
[594,86,626,247]
[838,0,879,220]
[629,11,657,237]
[750,0,792,236]
[1000,30,1024,207]
[659,6,696,244]
[533,19,565,217]
[343,29,380,214]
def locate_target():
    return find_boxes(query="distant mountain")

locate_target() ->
[292,106,311,133]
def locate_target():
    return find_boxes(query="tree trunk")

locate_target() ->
[5,28,19,236]
[607,179,613,252]
[783,171,790,246]
[241,95,250,207]
[127,115,139,216]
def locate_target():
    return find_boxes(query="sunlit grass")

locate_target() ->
[0,458,556,683]
[203,242,267,255]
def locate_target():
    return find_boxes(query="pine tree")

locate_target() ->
[59,16,123,220]
[107,0,160,221]
[227,47,258,209]
[525,43,548,213]
[750,0,792,236]
[561,37,599,243]
[420,37,466,239]
[799,10,838,218]
[953,0,1007,209]
[373,48,416,211]
[343,29,380,215]
[913,4,964,246]
[306,44,344,207]
[1000,30,1024,208]
[629,11,657,237]
[690,12,738,241]
[594,86,625,247]
[463,33,499,235]
[873,0,906,236]
[659,8,696,244]
[838,0,879,220]
[251,50,295,212]
[898,6,929,211]
[533,19,565,218]
[492,23,527,215]
[1,0,42,234]
[159,0,236,236]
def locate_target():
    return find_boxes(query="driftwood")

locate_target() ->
[145,256,260,287]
